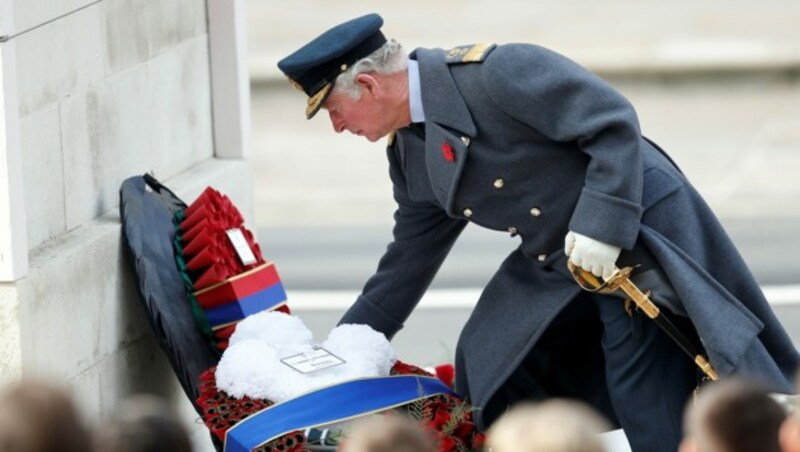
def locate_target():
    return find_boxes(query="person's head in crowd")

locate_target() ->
[341,414,438,452]
[0,380,92,452]
[486,399,610,452]
[679,378,786,452]
[93,394,192,452]
[779,372,800,452]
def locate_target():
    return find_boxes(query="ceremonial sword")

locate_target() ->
[567,262,719,381]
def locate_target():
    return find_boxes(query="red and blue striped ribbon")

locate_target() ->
[205,283,287,329]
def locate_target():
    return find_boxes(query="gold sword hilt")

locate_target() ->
[567,263,660,319]
[567,261,718,381]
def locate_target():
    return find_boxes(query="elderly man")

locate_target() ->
[277,13,799,452]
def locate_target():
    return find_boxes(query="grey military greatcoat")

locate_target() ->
[339,43,799,429]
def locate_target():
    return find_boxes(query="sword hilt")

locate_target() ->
[567,261,718,381]
[567,263,631,293]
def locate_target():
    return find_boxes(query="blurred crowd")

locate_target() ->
[0,382,191,452]
[341,373,800,452]
[0,373,797,452]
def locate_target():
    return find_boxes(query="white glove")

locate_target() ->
[564,231,621,280]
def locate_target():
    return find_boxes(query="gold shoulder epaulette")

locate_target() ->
[445,43,496,64]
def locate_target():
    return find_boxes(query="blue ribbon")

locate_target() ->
[224,375,456,452]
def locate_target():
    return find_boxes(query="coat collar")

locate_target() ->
[412,48,477,137]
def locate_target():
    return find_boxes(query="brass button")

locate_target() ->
[537,254,547,262]
[493,178,505,189]
[530,207,542,217]
[463,208,473,218]
[508,227,518,237]
[461,136,471,147]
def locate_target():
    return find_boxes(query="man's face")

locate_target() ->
[323,83,392,143]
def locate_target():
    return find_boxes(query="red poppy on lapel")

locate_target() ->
[441,142,455,163]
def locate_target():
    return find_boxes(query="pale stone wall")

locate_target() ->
[0,3,251,448]
[15,0,213,250]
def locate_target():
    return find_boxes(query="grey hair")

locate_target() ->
[333,39,407,99]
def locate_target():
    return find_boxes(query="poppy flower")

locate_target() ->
[441,142,455,162]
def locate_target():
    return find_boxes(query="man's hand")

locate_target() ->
[564,231,621,280]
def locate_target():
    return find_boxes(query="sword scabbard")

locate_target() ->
[694,355,719,381]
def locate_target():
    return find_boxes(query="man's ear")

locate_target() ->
[355,73,382,99]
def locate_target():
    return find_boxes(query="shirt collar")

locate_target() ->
[407,59,425,123]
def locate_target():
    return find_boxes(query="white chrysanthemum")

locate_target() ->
[215,339,280,400]
[322,323,397,377]
[216,316,398,403]
[228,310,313,354]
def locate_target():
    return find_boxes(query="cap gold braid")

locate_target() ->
[287,77,304,92]
[305,83,333,118]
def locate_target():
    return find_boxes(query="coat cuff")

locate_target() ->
[338,294,404,340]
[568,187,643,250]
